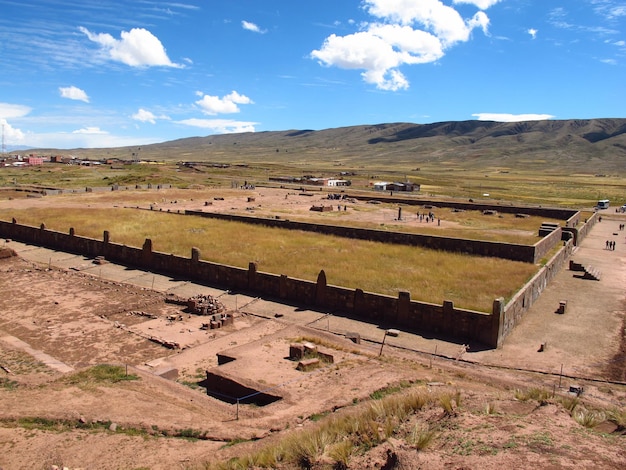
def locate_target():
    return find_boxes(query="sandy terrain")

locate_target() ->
[0,187,624,469]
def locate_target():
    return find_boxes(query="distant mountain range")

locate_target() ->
[3,145,34,153]
[40,118,626,172]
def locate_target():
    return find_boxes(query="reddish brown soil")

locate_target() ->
[0,188,624,469]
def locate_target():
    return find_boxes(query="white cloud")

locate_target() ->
[59,86,90,103]
[453,0,502,9]
[176,118,257,134]
[72,126,108,135]
[527,28,538,39]
[363,0,490,45]
[132,108,170,124]
[0,103,32,119]
[195,91,253,115]
[79,26,182,68]
[472,113,555,122]
[21,130,160,149]
[313,0,495,90]
[242,20,266,34]
[0,119,26,143]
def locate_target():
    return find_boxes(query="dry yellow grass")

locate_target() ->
[0,207,538,312]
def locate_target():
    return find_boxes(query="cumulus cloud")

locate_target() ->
[472,113,555,122]
[59,86,90,103]
[176,118,257,134]
[527,28,538,39]
[72,126,108,135]
[195,91,253,115]
[0,103,31,119]
[79,26,182,68]
[242,20,266,34]
[132,108,170,124]
[312,0,495,90]
[453,0,502,9]
[0,118,25,142]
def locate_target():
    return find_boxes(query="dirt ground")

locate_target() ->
[0,187,624,469]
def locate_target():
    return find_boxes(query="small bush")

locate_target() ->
[558,396,579,414]
[439,393,456,416]
[514,387,551,403]
[327,440,354,469]
[573,408,606,428]
[485,402,497,415]
[606,407,626,431]
[0,377,18,390]
[409,425,436,450]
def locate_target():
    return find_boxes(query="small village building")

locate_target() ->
[306,177,328,186]
[373,181,393,191]
[327,179,351,187]
[25,156,44,165]
[373,181,419,192]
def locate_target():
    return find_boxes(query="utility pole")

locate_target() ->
[1,123,6,157]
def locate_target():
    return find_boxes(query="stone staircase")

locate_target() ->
[569,260,601,281]
[582,265,602,281]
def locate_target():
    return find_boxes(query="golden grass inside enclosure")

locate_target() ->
[1,207,540,312]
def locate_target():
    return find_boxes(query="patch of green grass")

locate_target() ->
[0,377,18,390]
[527,431,554,449]
[179,380,202,390]
[64,364,139,386]
[177,428,203,441]
[220,437,252,449]
[369,381,412,400]
[309,411,330,422]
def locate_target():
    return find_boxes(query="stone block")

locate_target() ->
[296,358,320,371]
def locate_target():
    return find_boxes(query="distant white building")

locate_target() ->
[373,181,392,191]
[327,179,351,187]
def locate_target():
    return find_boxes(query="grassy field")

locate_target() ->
[0,159,606,311]
[0,206,538,312]
[0,162,624,209]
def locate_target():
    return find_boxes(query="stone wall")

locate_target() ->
[496,237,575,347]
[0,219,502,347]
[347,194,579,220]
[1,211,586,349]
[185,210,547,263]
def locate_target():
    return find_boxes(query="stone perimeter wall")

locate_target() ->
[494,210,599,346]
[185,210,550,264]
[0,213,596,349]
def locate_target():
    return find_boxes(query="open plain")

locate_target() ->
[0,178,624,469]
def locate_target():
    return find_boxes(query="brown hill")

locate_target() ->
[47,118,626,172]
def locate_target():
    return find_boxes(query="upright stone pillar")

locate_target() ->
[141,238,153,267]
[248,262,257,290]
[315,269,327,307]
[279,274,288,299]
[491,297,505,348]
[397,291,410,325]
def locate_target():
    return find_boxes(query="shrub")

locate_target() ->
[573,408,606,428]
[409,425,436,450]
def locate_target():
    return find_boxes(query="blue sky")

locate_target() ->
[1,0,625,149]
